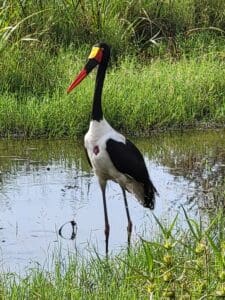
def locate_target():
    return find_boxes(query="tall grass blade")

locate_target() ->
[153,213,178,239]
[206,233,223,266]
[181,205,199,241]
[142,240,154,273]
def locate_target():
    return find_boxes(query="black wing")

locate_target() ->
[106,138,150,184]
[107,138,157,209]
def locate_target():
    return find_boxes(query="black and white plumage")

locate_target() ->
[67,42,157,254]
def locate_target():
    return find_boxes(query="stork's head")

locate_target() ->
[67,42,110,93]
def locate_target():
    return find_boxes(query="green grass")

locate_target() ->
[1,210,225,299]
[1,0,224,55]
[0,0,225,97]
[0,0,224,137]
[0,53,224,137]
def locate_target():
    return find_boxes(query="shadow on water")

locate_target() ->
[0,129,225,272]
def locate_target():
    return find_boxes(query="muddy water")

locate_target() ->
[0,129,225,272]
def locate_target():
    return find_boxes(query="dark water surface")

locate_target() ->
[0,129,225,272]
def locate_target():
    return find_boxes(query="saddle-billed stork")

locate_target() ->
[67,42,157,254]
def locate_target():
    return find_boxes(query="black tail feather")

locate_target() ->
[143,180,158,210]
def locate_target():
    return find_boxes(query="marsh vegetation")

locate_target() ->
[0,0,224,137]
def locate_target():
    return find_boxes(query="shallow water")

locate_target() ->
[0,129,225,272]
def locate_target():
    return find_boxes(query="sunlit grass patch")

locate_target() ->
[1,54,224,137]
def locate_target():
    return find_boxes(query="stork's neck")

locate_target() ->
[91,62,107,121]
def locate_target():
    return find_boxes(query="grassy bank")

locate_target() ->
[1,211,225,299]
[0,54,225,137]
[0,0,224,137]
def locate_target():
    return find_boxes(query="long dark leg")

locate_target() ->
[122,188,132,248]
[100,183,110,257]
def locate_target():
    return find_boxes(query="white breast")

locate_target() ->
[84,119,125,181]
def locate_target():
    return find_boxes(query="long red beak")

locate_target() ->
[67,69,87,93]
